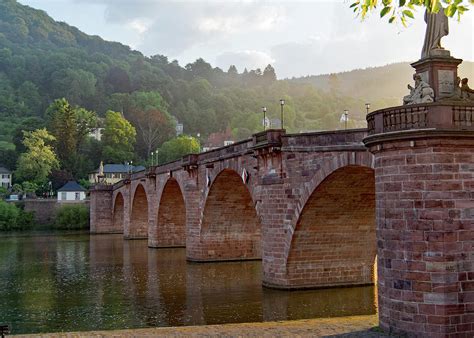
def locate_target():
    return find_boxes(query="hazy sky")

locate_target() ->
[20,0,474,78]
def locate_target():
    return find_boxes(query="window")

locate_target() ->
[75,192,80,200]
[61,192,67,200]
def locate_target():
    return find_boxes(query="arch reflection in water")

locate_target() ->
[0,234,376,334]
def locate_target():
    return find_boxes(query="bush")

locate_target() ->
[54,204,89,230]
[0,201,34,231]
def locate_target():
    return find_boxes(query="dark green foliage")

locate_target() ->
[0,200,34,231]
[54,204,89,230]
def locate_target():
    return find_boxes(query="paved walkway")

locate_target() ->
[14,314,395,337]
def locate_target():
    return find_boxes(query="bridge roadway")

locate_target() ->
[90,102,474,337]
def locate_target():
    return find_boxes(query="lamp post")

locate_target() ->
[343,109,349,130]
[155,149,159,165]
[279,99,285,130]
[262,106,267,131]
[129,160,133,174]
[196,133,201,152]
[365,103,371,115]
[150,151,154,166]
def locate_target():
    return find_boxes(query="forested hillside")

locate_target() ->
[292,61,474,104]
[1,0,472,186]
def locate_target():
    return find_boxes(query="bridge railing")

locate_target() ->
[283,129,367,149]
[367,102,474,136]
[197,138,253,164]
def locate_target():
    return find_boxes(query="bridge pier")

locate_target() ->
[90,185,117,234]
[365,103,474,337]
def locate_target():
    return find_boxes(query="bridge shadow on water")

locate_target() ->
[0,232,377,334]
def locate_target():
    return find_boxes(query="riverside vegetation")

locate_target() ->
[0,201,89,231]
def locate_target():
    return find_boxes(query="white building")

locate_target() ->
[0,167,12,189]
[88,128,104,141]
[57,181,86,202]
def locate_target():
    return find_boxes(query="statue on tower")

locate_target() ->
[421,9,449,59]
[403,73,434,105]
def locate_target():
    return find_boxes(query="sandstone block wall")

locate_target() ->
[370,138,474,336]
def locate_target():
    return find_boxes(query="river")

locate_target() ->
[0,233,377,334]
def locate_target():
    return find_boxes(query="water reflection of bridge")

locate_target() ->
[88,234,377,327]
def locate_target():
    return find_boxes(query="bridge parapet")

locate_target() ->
[283,129,367,152]
[365,102,474,146]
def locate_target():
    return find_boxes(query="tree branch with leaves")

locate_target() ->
[350,0,472,26]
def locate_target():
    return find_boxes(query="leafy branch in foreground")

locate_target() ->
[350,0,472,26]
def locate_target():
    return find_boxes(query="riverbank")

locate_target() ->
[12,315,391,337]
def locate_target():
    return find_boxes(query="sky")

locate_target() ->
[20,0,474,79]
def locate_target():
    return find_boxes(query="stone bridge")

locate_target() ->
[91,129,375,290]
[90,102,474,337]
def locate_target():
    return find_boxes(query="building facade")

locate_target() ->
[89,164,145,185]
[57,181,86,202]
[0,167,12,189]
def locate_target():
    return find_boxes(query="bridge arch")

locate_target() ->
[285,164,376,288]
[112,191,125,233]
[149,178,186,248]
[129,183,149,239]
[199,168,261,261]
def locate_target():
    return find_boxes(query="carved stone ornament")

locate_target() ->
[403,74,435,105]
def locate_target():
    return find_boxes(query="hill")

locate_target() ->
[291,61,474,106]
[1,0,472,163]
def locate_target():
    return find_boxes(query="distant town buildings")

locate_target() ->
[202,128,235,152]
[57,181,86,202]
[89,164,145,184]
[0,167,12,189]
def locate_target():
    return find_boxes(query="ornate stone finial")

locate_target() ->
[98,161,104,176]
[403,74,435,105]
[421,9,449,59]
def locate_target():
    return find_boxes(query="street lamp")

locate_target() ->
[343,109,349,130]
[262,106,267,131]
[279,99,285,130]
[151,151,155,166]
[365,103,371,115]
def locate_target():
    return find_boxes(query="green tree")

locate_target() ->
[15,128,59,185]
[46,98,77,164]
[132,108,175,159]
[102,111,136,163]
[351,0,472,25]
[51,68,97,107]
[12,116,45,153]
[46,99,97,174]
[263,64,277,82]
[158,135,200,164]
[16,81,42,116]
[74,107,97,150]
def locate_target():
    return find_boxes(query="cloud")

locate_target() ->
[75,0,286,57]
[216,50,275,72]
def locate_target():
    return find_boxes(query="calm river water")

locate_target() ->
[0,233,377,334]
